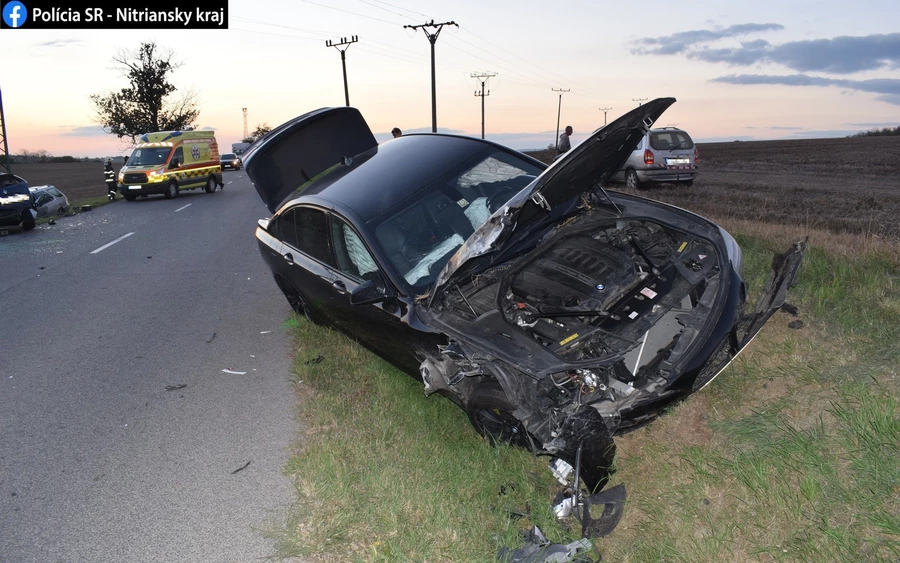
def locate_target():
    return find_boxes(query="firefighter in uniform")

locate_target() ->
[104,159,117,201]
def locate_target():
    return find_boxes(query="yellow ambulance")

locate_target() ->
[118,130,224,201]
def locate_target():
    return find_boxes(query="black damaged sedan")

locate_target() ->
[243,99,805,492]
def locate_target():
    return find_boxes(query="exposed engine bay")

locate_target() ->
[418,210,731,489]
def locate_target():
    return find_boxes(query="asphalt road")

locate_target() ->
[0,174,302,562]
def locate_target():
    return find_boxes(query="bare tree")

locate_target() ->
[90,42,200,145]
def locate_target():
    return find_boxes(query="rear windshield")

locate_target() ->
[650,130,693,151]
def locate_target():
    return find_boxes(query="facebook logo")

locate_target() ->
[2,1,28,27]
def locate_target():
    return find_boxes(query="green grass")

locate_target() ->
[272,235,900,562]
[270,321,572,562]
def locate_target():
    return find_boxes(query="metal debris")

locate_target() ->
[165,384,187,391]
[788,320,804,329]
[231,461,251,474]
[206,332,217,343]
[497,526,597,563]
[304,354,324,366]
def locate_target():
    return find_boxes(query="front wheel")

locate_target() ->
[466,380,535,450]
[123,193,137,202]
[164,182,179,199]
[205,176,217,194]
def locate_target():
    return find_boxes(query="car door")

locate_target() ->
[325,213,443,375]
[277,205,341,323]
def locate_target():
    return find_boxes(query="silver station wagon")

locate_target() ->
[611,127,699,189]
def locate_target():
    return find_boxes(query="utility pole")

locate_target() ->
[599,107,612,126]
[0,87,11,174]
[326,36,358,107]
[404,20,458,132]
[552,88,569,150]
[242,107,248,140]
[471,71,496,139]
[632,98,647,106]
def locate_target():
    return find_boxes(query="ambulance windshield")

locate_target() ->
[128,147,172,166]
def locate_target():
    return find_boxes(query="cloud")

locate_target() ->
[848,121,900,127]
[60,125,108,137]
[692,33,900,74]
[635,25,900,74]
[633,23,784,55]
[37,39,82,48]
[711,74,900,104]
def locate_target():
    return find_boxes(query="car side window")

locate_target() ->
[279,207,334,265]
[330,215,380,281]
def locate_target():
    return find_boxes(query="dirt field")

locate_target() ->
[527,135,900,242]
[8,161,122,203]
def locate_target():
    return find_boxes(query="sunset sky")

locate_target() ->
[1,0,898,158]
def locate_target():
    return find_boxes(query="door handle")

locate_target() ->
[284,253,294,264]
[332,280,346,294]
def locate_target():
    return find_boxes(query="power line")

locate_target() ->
[472,71,497,139]
[326,36,359,106]
[404,20,458,133]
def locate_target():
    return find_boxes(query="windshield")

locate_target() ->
[373,150,541,291]
[128,147,172,166]
[221,153,236,159]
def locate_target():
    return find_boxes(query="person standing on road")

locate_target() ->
[104,159,117,201]
[558,125,573,154]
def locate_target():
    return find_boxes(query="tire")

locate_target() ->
[274,276,319,325]
[56,207,66,217]
[466,380,535,450]
[205,176,217,194]
[123,194,137,202]
[625,169,642,190]
[21,210,36,231]
[164,181,179,199]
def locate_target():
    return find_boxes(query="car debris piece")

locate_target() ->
[781,303,799,316]
[165,384,187,391]
[550,458,574,486]
[221,369,247,375]
[231,461,251,474]
[497,526,597,563]
[579,484,627,538]
[206,332,217,344]
[304,354,325,365]
[260,330,272,334]
[788,320,804,329]
[80,205,93,212]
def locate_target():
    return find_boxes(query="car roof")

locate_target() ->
[283,134,503,225]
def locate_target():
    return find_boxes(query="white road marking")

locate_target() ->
[174,203,192,212]
[90,232,135,254]
[227,181,233,185]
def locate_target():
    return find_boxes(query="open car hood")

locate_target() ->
[432,98,676,295]
[242,107,378,214]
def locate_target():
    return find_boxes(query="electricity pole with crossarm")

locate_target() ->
[326,36,358,106]
[472,71,496,139]
[404,20,458,132]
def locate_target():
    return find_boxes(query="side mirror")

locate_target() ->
[170,160,180,169]
[350,279,388,306]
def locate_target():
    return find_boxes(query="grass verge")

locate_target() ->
[273,234,899,562]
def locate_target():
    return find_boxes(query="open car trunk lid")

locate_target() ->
[241,107,378,214]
